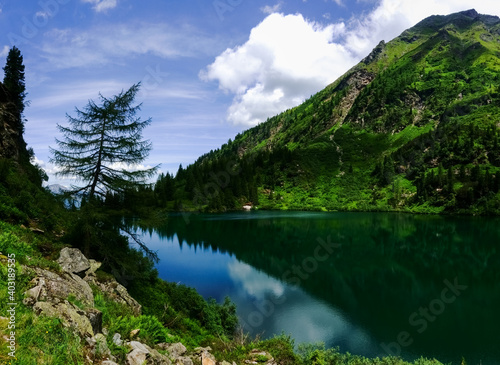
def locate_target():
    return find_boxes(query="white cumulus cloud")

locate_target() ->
[201,0,500,126]
[200,13,354,126]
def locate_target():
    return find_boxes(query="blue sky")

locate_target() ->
[1,0,499,186]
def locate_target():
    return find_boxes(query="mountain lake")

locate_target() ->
[133,211,500,365]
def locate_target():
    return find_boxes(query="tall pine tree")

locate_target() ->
[3,46,27,131]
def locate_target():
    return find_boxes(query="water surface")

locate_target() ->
[137,211,500,364]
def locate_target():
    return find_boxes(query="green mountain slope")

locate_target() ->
[157,9,500,214]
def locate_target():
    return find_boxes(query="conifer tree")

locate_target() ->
[50,83,158,199]
[3,46,27,129]
[51,83,158,262]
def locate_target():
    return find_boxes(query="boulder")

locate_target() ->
[57,247,90,276]
[157,342,192,365]
[245,349,276,365]
[193,347,216,365]
[87,259,102,275]
[127,341,150,365]
[24,267,94,307]
[127,349,147,365]
[112,281,142,315]
[57,248,141,316]
[85,275,141,316]
[23,263,100,338]
[157,342,187,358]
[20,246,153,360]
[33,301,94,338]
[193,347,212,354]
[94,333,112,358]
[112,333,123,346]
[176,357,193,365]
[126,341,172,365]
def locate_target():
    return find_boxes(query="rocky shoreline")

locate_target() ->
[16,247,277,365]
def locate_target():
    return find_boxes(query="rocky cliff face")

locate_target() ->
[0,81,25,162]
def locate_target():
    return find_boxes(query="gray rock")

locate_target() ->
[127,341,149,365]
[95,333,112,358]
[127,341,172,365]
[23,281,43,305]
[87,259,102,275]
[33,301,94,338]
[23,266,101,338]
[113,281,142,315]
[86,336,96,348]
[57,247,90,276]
[101,361,119,365]
[158,342,187,357]
[127,349,147,365]
[84,275,141,316]
[178,357,193,365]
[129,341,150,352]
[192,346,216,365]
[200,349,216,365]
[247,349,275,365]
[193,346,212,354]
[112,333,123,346]
[24,267,94,307]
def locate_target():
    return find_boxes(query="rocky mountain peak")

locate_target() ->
[459,9,479,19]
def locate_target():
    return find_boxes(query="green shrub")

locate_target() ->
[296,342,446,365]
[130,277,238,339]
[258,334,299,365]
[94,292,135,329]
[108,315,171,347]
[203,296,238,337]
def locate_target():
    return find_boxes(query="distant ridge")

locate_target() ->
[46,184,70,195]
